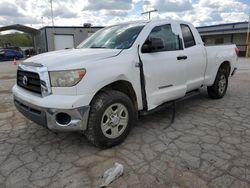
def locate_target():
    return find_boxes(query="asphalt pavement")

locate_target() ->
[0,58,250,188]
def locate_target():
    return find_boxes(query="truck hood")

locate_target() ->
[24,48,121,70]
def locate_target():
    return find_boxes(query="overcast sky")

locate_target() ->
[0,0,249,30]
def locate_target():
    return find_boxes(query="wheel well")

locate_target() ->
[93,80,138,111]
[219,61,231,77]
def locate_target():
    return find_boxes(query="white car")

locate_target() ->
[13,20,238,148]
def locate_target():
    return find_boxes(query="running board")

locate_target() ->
[139,89,200,116]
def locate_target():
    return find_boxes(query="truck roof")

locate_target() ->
[109,19,192,27]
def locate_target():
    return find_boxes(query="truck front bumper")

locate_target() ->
[14,96,90,132]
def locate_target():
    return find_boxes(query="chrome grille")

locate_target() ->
[17,70,42,94]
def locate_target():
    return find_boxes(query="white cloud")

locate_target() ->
[149,0,249,26]
[148,0,193,12]
[0,1,24,17]
[99,10,129,17]
[43,5,78,18]
[199,0,248,12]
[192,0,248,25]
[0,0,249,29]
[83,0,133,11]
[221,12,248,23]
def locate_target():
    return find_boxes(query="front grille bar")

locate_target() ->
[17,70,42,94]
[17,63,52,97]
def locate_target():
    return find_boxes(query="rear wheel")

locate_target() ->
[207,68,228,99]
[84,90,135,148]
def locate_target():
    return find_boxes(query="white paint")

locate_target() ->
[13,19,237,112]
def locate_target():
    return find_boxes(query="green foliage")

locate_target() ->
[0,32,32,47]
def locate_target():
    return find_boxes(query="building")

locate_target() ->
[197,22,248,56]
[35,22,250,56]
[34,26,103,53]
[0,22,249,56]
[0,24,102,54]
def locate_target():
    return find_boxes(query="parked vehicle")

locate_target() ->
[0,49,23,61]
[13,20,238,148]
[5,46,23,54]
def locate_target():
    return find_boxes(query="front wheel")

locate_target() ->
[207,68,228,99]
[84,90,135,148]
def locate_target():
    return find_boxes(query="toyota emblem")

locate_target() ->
[22,76,28,86]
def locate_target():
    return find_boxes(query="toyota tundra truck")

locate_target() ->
[13,20,238,148]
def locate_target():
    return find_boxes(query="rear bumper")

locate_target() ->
[14,96,90,132]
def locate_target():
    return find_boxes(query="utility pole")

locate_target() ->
[141,9,158,20]
[50,0,55,33]
[41,16,44,27]
[246,12,250,57]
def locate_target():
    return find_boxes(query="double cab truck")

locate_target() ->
[13,20,238,148]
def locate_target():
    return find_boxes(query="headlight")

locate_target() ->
[50,69,86,87]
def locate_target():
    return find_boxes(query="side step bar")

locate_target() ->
[139,89,201,116]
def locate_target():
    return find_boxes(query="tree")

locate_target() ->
[0,33,32,47]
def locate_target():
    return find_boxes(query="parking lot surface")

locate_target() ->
[0,58,250,188]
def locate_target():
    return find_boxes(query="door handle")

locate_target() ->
[177,55,187,60]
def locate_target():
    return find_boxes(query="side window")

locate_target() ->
[181,24,196,48]
[145,24,181,52]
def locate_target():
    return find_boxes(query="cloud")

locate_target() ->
[43,6,78,18]
[199,0,248,12]
[221,12,248,23]
[7,17,41,25]
[0,2,24,17]
[82,0,135,18]
[83,0,133,11]
[150,0,249,26]
[0,0,249,29]
[0,1,41,26]
[193,0,248,25]
[144,0,193,12]
[100,10,129,17]
[14,0,27,10]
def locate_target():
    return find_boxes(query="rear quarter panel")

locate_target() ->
[204,44,237,86]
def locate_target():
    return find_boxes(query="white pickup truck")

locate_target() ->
[13,20,238,148]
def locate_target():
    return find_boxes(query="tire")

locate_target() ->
[84,90,135,148]
[207,68,228,99]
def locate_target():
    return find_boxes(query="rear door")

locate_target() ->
[140,22,187,110]
[180,24,207,91]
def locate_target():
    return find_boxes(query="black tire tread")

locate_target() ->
[84,90,134,148]
[207,68,228,99]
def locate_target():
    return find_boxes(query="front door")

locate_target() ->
[140,23,187,110]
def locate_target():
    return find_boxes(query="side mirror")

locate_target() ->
[0,51,5,56]
[141,37,165,53]
[141,44,150,53]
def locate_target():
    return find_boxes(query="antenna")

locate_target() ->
[141,9,158,20]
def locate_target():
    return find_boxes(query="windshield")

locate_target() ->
[77,23,144,49]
